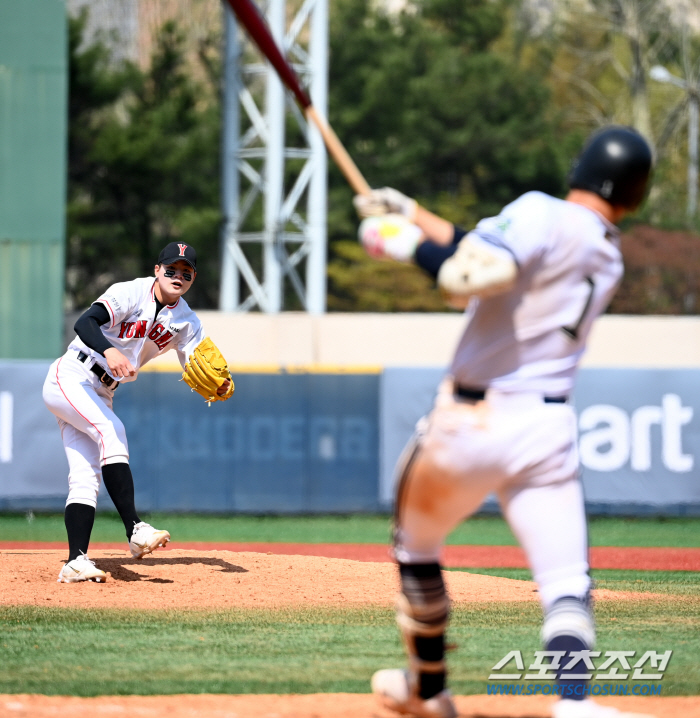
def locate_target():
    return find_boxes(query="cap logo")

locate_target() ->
[601,180,614,198]
[177,244,188,257]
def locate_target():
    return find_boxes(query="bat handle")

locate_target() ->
[305,106,371,196]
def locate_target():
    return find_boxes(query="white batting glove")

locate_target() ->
[353,187,417,221]
[358,214,423,263]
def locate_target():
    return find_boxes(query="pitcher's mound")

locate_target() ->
[2,549,651,610]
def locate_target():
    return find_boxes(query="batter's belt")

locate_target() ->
[77,351,118,390]
[454,384,567,404]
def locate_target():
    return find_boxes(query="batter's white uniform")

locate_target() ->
[394,191,622,609]
[43,277,205,508]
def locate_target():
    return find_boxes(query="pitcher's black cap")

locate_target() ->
[157,242,197,270]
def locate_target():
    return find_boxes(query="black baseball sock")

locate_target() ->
[544,595,593,702]
[101,462,141,539]
[547,634,589,701]
[65,502,96,561]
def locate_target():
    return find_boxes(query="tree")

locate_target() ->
[325,0,572,311]
[611,224,700,314]
[66,12,222,310]
[538,0,700,228]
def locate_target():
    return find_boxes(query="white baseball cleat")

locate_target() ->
[371,669,457,718]
[129,521,171,559]
[57,554,107,583]
[552,699,656,718]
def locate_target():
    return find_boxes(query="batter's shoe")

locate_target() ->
[129,521,170,559]
[553,699,656,718]
[371,669,457,718]
[57,554,107,583]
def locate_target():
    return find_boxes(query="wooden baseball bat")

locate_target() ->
[223,0,371,195]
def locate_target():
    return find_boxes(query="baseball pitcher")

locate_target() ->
[43,242,234,583]
[354,127,654,718]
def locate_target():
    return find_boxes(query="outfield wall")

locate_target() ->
[140,313,700,370]
[3,315,700,514]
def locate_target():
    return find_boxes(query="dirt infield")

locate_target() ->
[2,542,698,570]
[0,541,700,571]
[2,692,698,717]
[1,549,689,716]
[1,548,657,609]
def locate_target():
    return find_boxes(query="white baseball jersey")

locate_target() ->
[451,191,622,396]
[68,276,205,383]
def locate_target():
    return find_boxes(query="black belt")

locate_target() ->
[455,385,567,404]
[77,351,118,389]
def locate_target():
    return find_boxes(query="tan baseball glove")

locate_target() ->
[182,337,235,403]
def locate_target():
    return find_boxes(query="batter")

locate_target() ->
[354,127,654,718]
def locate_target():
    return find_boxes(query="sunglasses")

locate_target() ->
[164,268,193,282]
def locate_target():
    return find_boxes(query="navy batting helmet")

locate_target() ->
[568,126,653,209]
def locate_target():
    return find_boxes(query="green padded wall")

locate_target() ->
[0,0,67,358]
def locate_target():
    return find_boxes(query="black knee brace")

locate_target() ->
[397,562,450,699]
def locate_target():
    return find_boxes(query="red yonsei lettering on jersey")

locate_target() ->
[148,323,164,340]
[154,331,174,350]
[119,320,149,339]
[147,323,174,350]
[74,276,206,382]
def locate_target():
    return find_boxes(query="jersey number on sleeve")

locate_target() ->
[562,276,595,340]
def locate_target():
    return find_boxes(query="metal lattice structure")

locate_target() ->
[219,0,328,313]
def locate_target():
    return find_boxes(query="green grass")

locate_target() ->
[2,513,700,547]
[450,568,700,596]
[1,600,697,696]
[3,515,696,698]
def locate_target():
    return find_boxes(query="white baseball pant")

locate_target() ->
[43,351,129,508]
[393,380,590,609]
